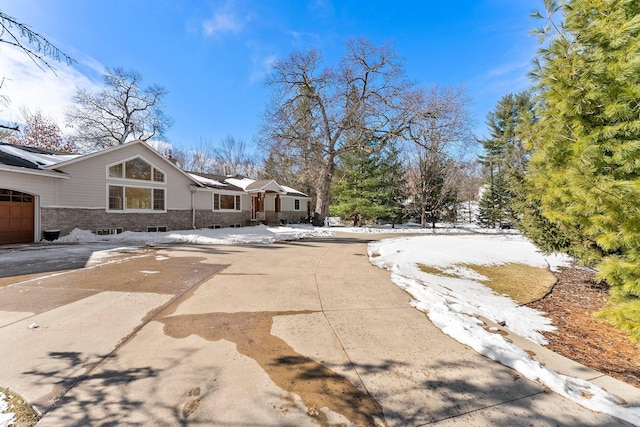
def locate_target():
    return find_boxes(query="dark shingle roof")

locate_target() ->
[0,149,40,169]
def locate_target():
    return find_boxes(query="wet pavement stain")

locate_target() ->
[0,251,225,315]
[160,311,387,426]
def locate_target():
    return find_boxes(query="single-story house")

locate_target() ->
[0,140,311,245]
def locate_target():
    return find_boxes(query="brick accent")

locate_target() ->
[194,210,251,228]
[41,208,251,237]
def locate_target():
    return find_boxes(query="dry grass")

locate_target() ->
[418,262,557,304]
[0,387,40,427]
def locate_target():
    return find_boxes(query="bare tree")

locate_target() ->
[7,108,75,151]
[405,86,475,228]
[0,11,75,131]
[181,138,216,173]
[261,38,422,225]
[0,11,75,73]
[66,67,172,150]
[213,135,260,178]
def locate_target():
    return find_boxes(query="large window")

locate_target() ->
[108,186,165,211]
[108,157,164,182]
[107,157,166,212]
[213,193,241,211]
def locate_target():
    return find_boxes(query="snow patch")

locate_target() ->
[0,391,15,427]
[368,234,640,425]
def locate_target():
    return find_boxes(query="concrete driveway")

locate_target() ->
[0,234,638,426]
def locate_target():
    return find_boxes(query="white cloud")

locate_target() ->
[308,0,335,20]
[202,2,244,38]
[249,53,277,84]
[0,46,103,132]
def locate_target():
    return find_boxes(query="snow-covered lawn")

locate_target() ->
[367,232,640,425]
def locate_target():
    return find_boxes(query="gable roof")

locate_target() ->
[246,179,284,193]
[47,140,205,186]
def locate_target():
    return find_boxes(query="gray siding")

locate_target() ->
[0,170,58,206]
[54,144,193,209]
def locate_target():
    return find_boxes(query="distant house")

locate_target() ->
[0,140,310,245]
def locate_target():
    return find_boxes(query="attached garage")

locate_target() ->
[0,189,35,245]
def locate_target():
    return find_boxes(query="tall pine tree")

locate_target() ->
[330,146,404,226]
[527,0,640,339]
[478,91,534,228]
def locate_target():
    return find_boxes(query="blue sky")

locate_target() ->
[1,0,541,154]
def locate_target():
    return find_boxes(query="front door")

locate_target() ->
[251,194,263,220]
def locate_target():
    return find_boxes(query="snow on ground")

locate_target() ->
[368,233,640,425]
[370,234,569,344]
[336,221,518,234]
[55,224,333,246]
[7,222,639,423]
[0,391,15,427]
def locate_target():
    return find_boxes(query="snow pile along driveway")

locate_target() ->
[368,234,640,425]
[55,224,333,246]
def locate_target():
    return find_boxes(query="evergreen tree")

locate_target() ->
[527,0,640,339]
[375,144,406,225]
[478,91,534,228]
[478,169,512,228]
[329,146,404,226]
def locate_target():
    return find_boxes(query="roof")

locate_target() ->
[0,142,79,170]
[187,172,244,192]
[0,141,310,196]
[246,179,284,193]
[280,185,308,198]
[225,175,308,197]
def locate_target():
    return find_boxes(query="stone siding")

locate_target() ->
[194,210,252,228]
[41,208,251,237]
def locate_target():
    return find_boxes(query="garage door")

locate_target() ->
[0,189,35,245]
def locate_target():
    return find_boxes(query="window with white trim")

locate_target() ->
[294,199,300,210]
[108,157,165,182]
[108,186,165,211]
[213,193,241,211]
[106,157,166,212]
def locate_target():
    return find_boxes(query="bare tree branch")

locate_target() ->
[0,11,76,75]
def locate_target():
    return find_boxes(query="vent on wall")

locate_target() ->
[96,227,123,235]
[147,226,168,232]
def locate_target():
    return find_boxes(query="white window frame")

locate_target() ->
[212,192,242,212]
[106,156,166,183]
[106,184,167,213]
[106,156,167,213]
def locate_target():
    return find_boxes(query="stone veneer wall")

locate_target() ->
[41,208,252,237]
[194,210,252,228]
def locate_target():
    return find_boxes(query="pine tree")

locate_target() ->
[329,146,404,226]
[527,0,640,339]
[478,169,512,228]
[478,91,534,228]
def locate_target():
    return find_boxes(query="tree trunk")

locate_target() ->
[313,157,336,226]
